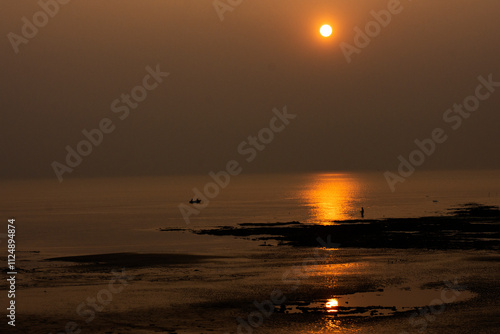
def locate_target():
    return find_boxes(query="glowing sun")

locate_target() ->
[320,24,333,37]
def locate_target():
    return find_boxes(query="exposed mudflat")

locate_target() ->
[191,203,500,250]
[1,204,499,333]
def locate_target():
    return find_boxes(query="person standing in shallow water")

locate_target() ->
[361,207,364,218]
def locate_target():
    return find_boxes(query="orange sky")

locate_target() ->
[1,0,500,179]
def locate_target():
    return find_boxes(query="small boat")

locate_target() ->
[189,198,202,204]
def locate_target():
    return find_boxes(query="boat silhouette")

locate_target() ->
[189,198,202,204]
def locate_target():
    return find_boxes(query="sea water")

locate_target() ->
[1,170,499,256]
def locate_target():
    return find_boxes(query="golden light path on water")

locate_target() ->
[325,298,339,313]
[301,173,363,223]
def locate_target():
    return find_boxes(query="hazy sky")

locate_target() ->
[1,0,500,180]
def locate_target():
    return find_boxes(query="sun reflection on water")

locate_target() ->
[325,298,339,313]
[302,173,363,224]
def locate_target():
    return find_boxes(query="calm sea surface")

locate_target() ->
[2,170,499,255]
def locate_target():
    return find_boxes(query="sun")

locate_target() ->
[320,24,333,37]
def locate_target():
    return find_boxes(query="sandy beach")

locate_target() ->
[3,1,500,332]
[2,204,499,333]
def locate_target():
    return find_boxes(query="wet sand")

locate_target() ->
[2,248,498,333]
[1,204,499,333]
[45,253,227,270]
